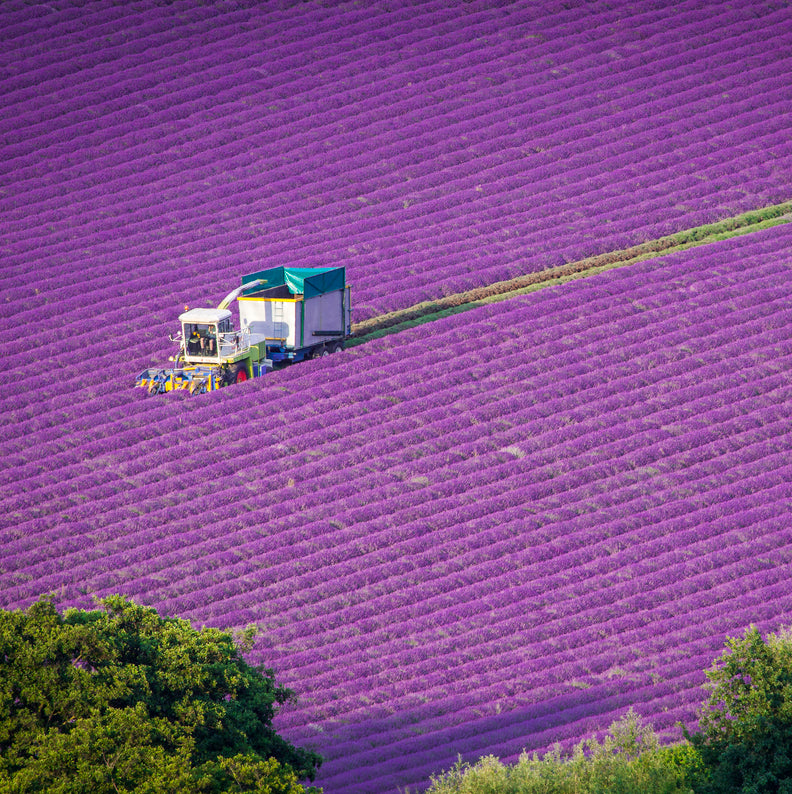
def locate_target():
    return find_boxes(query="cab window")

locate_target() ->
[185,324,218,355]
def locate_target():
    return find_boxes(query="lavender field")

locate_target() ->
[2,0,792,792]
[2,0,791,330]
[3,226,792,792]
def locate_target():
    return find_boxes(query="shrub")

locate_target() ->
[425,709,701,794]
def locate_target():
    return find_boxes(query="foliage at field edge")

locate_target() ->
[425,625,792,794]
[687,625,792,794]
[424,711,703,794]
[0,596,321,794]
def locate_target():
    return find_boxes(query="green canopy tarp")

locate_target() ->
[241,266,345,299]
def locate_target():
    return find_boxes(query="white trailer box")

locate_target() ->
[237,267,351,361]
[237,289,300,348]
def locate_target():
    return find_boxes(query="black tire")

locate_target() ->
[225,363,248,385]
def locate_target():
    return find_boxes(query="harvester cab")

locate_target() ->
[177,308,237,362]
[136,300,263,396]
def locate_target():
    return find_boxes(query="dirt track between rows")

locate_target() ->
[350,201,792,343]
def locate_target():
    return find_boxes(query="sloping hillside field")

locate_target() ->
[3,227,792,792]
[1,0,790,336]
[2,0,792,792]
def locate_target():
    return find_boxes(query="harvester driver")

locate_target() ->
[188,328,202,355]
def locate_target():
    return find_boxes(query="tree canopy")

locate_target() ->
[0,596,321,793]
[687,625,792,794]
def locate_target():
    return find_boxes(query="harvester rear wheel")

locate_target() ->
[222,363,248,385]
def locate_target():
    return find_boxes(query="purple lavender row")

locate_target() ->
[1,1,380,127]
[290,580,792,716]
[9,53,783,248]
[274,587,792,791]
[3,4,788,322]
[0,258,780,488]
[216,493,792,677]
[3,244,788,568]
[9,100,776,252]
[6,82,784,312]
[43,330,784,564]
[187,491,792,689]
[136,568,792,784]
[196,536,790,729]
[6,115,784,356]
[60,403,791,616]
[287,623,784,793]
[3,124,776,310]
[15,464,788,688]
[282,666,700,769]
[3,145,784,266]
[9,334,780,520]
[158,488,788,676]
[1,1,759,170]
[276,589,784,740]
[4,159,784,378]
[3,338,784,580]
[4,117,784,352]
[4,235,784,470]
[153,552,784,760]
[3,4,525,194]
[4,328,784,580]
[308,616,738,749]
[299,664,697,774]
[4,460,784,708]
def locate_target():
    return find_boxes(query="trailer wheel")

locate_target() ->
[330,341,343,353]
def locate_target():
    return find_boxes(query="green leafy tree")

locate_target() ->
[686,625,792,794]
[0,596,321,793]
